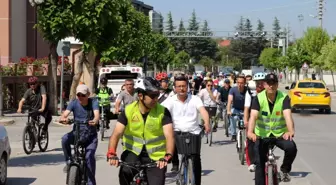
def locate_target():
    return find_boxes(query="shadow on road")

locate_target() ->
[46,147,63,152]
[202,169,214,176]
[8,153,64,167]
[290,171,311,178]
[211,140,233,146]
[7,177,36,185]
[165,169,214,184]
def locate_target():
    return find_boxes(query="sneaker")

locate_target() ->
[171,165,179,172]
[63,164,70,173]
[279,171,291,182]
[248,164,256,172]
[231,135,237,142]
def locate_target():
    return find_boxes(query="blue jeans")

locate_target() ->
[229,108,243,136]
[62,131,98,185]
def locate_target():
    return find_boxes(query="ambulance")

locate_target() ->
[97,64,143,114]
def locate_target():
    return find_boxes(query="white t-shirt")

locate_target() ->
[244,90,257,107]
[161,94,204,134]
[198,88,219,107]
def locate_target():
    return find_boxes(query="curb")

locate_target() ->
[0,118,15,126]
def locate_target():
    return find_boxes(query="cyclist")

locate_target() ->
[17,76,51,134]
[226,75,248,141]
[107,77,174,185]
[60,84,100,185]
[218,79,231,120]
[247,73,297,185]
[162,75,210,185]
[198,79,220,132]
[96,77,113,129]
[192,74,203,95]
[115,79,137,113]
[243,72,266,172]
[156,72,173,103]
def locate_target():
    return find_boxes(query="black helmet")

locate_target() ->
[134,77,161,93]
[100,77,107,84]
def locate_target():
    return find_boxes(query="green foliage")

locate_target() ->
[148,33,175,70]
[272,17,281,37]
[256,19,264,33]
[259,48,281,69]
[166,12,175,32]
[302,27,330,61]
[315,41,336,70]
[244,19,253,32]
[199,56,214,69]
[174,50,190,68]
[286,39,310,70]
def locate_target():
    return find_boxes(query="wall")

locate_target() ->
[0,0,10,65]
[11,0,26,62]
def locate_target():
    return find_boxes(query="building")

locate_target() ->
[0,0,153,66]
[149,10,163,32]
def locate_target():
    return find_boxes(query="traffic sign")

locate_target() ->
[56,41,71,56]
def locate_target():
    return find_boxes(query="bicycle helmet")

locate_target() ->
[100,77,107,84]
[135,77,161,93]
[28,76,38,83]
[155,72,168,81]
[253,72,267,81]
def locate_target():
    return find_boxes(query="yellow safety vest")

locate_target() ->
[123,101,166,161]
[97,88,110,106]
[255,90,288,137]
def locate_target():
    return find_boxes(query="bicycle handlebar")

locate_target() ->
[106,157,157,168]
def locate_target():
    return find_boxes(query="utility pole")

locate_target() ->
[318,0,324,28]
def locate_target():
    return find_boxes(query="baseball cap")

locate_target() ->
[264,73,279,83]
[76,84,90,94]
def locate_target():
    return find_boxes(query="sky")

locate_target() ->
[143,0,336,39]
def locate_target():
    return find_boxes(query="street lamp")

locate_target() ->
[28,0,45,58]
[29,0,44,6]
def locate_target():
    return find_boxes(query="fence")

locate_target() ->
[1,75,72,113]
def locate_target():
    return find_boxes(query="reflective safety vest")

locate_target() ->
[123,101,166,161]
[97,88,110,106]
[255,90,288,137]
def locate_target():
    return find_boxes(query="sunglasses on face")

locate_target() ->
[146,93,160,99]
[77,93,86,97]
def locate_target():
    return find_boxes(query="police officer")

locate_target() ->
[247,74,297,185]
[107,77,175,185]
[96,77,113,129]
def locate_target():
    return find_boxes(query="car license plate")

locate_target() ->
[307,93,318,97]
[114,67,126,71]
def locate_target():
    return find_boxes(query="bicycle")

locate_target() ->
[112,160,157,185]
[218,102,229,137]
[22,110,49,155]
[97,97,110,141]
[257,137,281,185]
[66,120,90,185]
[204,106,217,147]
[230,112,245,165]
[175,129,202,185]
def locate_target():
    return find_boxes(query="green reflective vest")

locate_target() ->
[255,90,288,137]
[123,101,166,161]
[97,88,110,106]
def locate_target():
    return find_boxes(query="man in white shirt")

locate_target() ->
[243,72,266,172]
[162,75,210,185]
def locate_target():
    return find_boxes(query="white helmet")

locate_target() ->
[134,77,161,93]
[253,72,267,81]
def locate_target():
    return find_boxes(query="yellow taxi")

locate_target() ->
[285,78,331,114]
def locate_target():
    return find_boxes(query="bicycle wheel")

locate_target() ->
[267,165,274,185]
[100,120,105,141]
[239,131,245,165]
[224,114,229,137]
[22,126,34,155]
[37,126,49,152]
[187,158,194,185]
[67,166,80,185]
[209,120,213,146]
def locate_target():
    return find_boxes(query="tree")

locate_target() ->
[256,19,265,33]
[244,19,253,32]
[196,21,218,59]
[174,19,187,53]
[286,39,310,79]
[302,27,330,79]
[259,48,281,70]
[315,42,336,89]
[199,56,214,70]
[165,12,175,32]
[35,0,77,114]
[148,33,175,71]
[185,10,201,60]
[272,17,281,37]
[174,50,190,69]
[235,16,245,32]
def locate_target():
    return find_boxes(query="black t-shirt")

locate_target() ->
[23,85,47,110]
[117,107,173,155]
[251,93,291,113]
[194,78,203,90]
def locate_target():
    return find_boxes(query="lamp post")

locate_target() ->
[29,0,45,58]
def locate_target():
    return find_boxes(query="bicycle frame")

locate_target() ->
[266,144,279,185]
[119,161,157,185]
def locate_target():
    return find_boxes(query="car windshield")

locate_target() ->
[298,82,325,89]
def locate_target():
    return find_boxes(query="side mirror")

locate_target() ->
[285,86,290,90]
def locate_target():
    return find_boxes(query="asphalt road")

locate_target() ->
[4,91,336,185]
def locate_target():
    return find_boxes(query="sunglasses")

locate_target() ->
[146,93,160,99]
[77,93,86,97]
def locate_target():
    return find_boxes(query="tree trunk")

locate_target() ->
[331,70,336,91]
[48,43,58,115]
[83,50,97,96]
[69,52,85,100]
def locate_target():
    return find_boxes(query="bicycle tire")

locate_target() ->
[100,120,105,141]
[22,125,34,155]
[224,115,229,137]
[239,131,245,165]
[67,166,80,185]
[209,120,213,147]
[37,126,49,152]
[187,158,194,185]
[267,165,275,185]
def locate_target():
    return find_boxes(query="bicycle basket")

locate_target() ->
[175,133,201,155]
